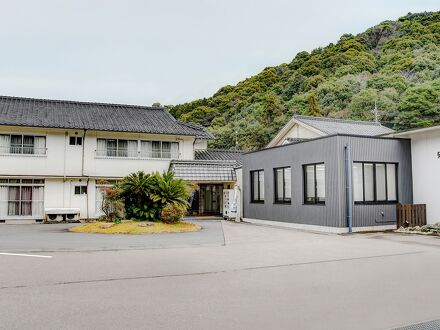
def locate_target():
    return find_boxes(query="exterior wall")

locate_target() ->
[406,130,440,224]
[337,136,413,228]
[279,124,322,144]
[0,125,200,220]
[243,135,412,229]
[44,178,99,219]
[0,126,197,178]
[194,139,208,150]
[268,122,323,147]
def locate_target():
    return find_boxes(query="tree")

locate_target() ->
[262,93,282,125]
[306,93,321,117]
[394,81,440,129]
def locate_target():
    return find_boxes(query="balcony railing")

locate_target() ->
[95,149,179,159]
[0,146,47,155]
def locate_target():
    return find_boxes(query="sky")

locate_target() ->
[0,0,438,106]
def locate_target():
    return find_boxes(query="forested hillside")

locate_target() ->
[169,12,440,150]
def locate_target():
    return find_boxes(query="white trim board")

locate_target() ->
[243,218,396,234]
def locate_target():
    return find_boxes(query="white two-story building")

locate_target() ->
[0,95,241,223]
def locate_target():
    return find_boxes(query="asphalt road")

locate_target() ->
[1,220,440,330]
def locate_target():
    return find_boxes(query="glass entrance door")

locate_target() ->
[199,184,223,215]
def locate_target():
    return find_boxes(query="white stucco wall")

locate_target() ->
[44,179,99,219]
[407,131,440,224]
[0,126,197,178]
[0,125,202,220]
[278,124,321,144]
[269,122,323,147]
[194,139,208,150]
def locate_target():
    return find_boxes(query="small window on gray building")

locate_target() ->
[250,170,264,203]
[274,167,291,203]
[303,163,325,204]
[352,162,398,204]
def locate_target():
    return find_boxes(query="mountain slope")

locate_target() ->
[169,12,440,150]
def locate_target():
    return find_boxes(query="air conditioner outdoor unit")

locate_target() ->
[44,208,81,223]
[45,213,64,222]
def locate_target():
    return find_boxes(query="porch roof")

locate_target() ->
[170,160,237,182]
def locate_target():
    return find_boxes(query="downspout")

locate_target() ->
[81,130,89,219]
[344,144,353,233]
[63,132,68,207]
[192,137,199,159]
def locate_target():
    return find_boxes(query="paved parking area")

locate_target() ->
[1,221,440,330]
[0,219,224,252]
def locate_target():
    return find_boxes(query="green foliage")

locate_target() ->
[306,93,321,116]
[160,203,187,224]
[170,11,440,150]
[119,171,190,221]
[100,185,125,223]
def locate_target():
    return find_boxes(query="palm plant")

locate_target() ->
[149,172,190,208]
[118,171,190,221]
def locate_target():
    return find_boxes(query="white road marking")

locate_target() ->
[0,252,52,258]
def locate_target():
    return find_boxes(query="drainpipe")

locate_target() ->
[81,130,89,220]
[344,144,353,233]
[63,132,68,207]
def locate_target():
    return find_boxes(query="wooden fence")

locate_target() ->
[396,204,426,228]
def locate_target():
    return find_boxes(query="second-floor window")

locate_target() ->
[96,138,179,159]
[96,139,138,157]
[140,141,179,159]
[0,134,46,155]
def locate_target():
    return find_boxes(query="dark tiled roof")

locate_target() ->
[195,149,243,166]
[294,115,394,136]
[0,95,213,138]
[170,160,237,182]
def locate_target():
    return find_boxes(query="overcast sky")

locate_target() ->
[0,0,438,106]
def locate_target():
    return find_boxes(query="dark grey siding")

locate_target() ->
[242,135,412,228]
[337,136,412,228]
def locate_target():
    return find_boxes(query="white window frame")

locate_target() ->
[0,134,46,156]
[0,178,45,218]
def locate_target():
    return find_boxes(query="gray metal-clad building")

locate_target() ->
[242,134,412,232]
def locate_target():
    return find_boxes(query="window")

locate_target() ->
[0,179,45,217]
[74,186,87,195]
[250,170,264,203]
[274,167,291,203]
[96,139,179,159]
[140,141,179,159]
[352,162,398,204]
[96,139,138,157]
[0,134,46,155]
[69,136,83,146]
[303,163,325,204]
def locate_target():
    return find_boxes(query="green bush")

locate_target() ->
[118,171,190,221]
[160,203,186,224]
[99,185,125,223]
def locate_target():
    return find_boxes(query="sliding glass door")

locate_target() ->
[0,179,44,218]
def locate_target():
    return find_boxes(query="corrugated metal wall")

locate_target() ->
[337,135,412,228]
[242,135,412,228]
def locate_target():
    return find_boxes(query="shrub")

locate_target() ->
[160,203,186,224]
[100,186,125,223]
[118,171,190,221]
